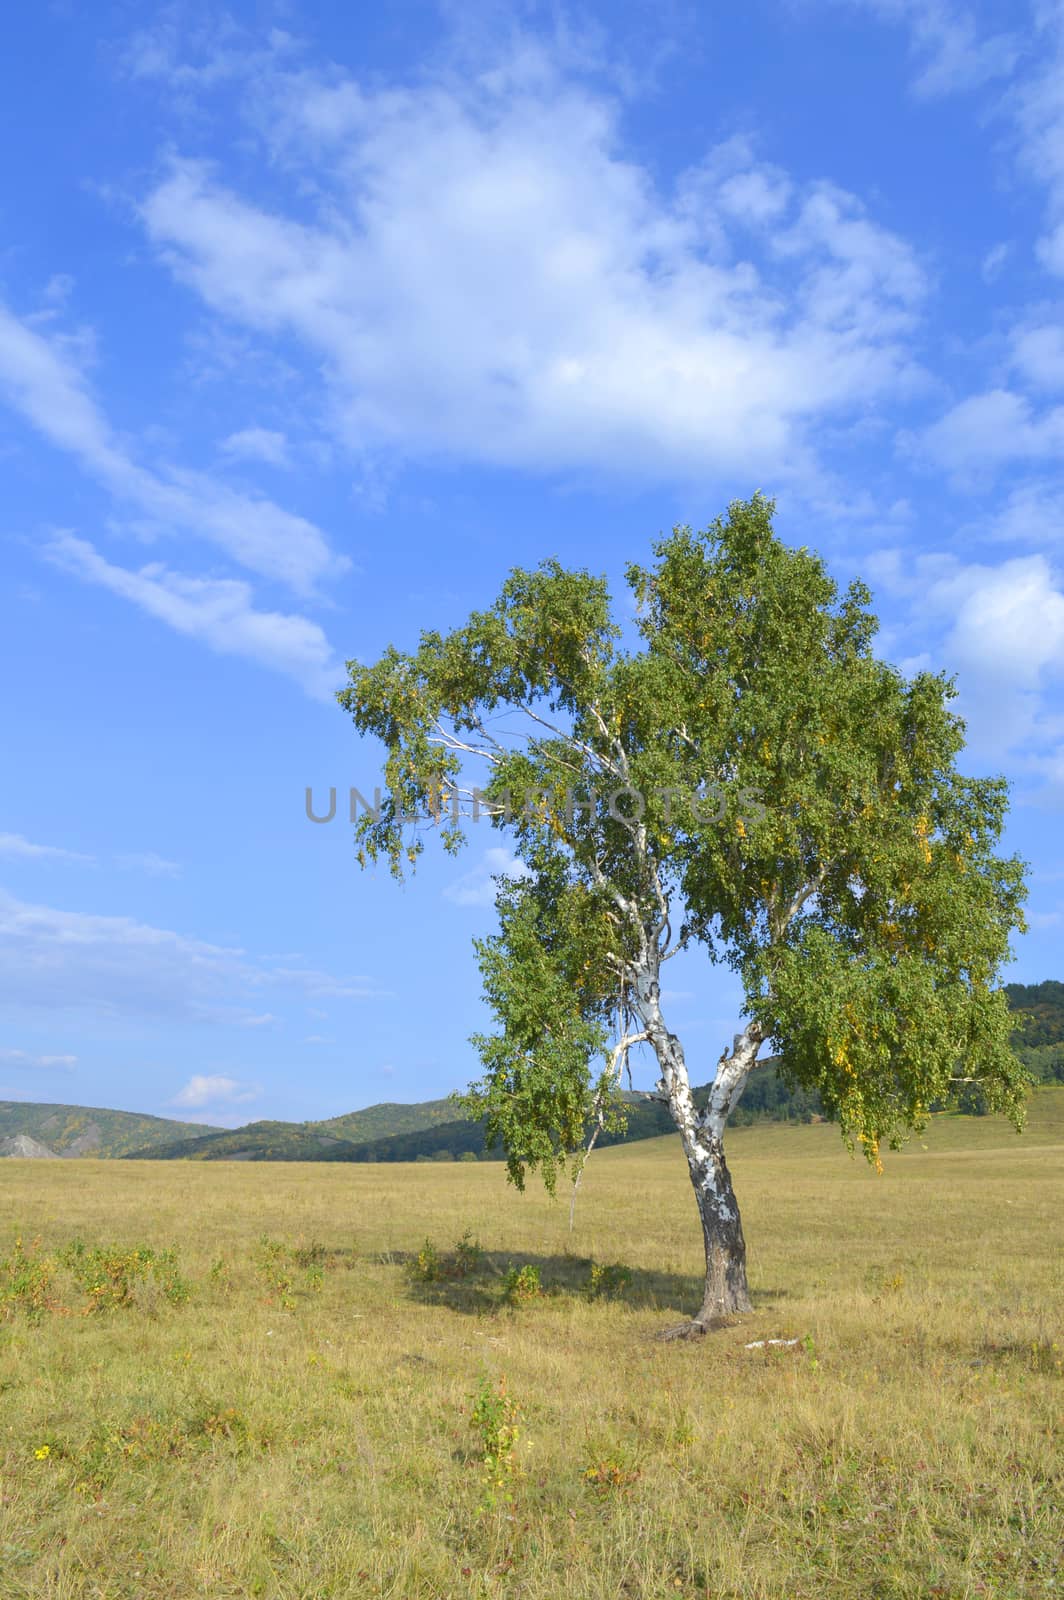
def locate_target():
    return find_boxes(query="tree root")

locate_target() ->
[657,1319,709,1341]
[656,1312,743,1341]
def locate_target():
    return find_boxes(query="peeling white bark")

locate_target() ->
[629,960,762,1320]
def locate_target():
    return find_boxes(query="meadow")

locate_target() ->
[1,1092,1061,1600]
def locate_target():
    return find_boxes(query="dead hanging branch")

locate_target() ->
[569,1028,648,1231]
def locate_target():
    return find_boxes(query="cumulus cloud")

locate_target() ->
[0,301,341,594]
[46,534,340,699]
[168,1074,260,1110]
[0,889,382,1025]
[869,548,1064,764]
[444,846,533,908]
[136,55,927,494]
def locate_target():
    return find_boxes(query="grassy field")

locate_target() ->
[1,1092,1061,1599]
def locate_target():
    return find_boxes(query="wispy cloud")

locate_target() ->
[46,533,340,699]
[1011,3,1064,275]
[0,833,94,865]
[0,835,187,880]
[0,300,343,594]
[0,889,384,1025]
[116,851,182,879]
[829,0,1020,98]
[1010,320,1064,390]
[0,1047,77,1070]
[444,846,532,908]
[916,389,1064,480]
[220,426,291,467]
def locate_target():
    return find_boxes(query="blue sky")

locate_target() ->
[2,0,1063,1125]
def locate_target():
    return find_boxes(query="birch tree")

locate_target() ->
[338,495,1028,1335]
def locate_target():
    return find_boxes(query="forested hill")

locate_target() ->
[1006,979,1064,1046]
[5,983,1061,1162]
[1004,980,1064,1092]
[0,1102,214,1159]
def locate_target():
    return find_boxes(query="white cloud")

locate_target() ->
[938,554,1064,689]
[0,888,383,1025]
[220,427,291,467]
[0,833,94,865]
[1010,4,1064,275]
[984,478,1064,544]
[828,0,1020,98]
[870,548,1064,763]
[0,301,342,594]
[168,1074,260,1110]
[444,846,533,908]
[1011,321,1064,391]
[0,837,186,879]
[136,57,927,492]
[116,851,182,879]
[917,388,1064,478]
[46,533,339,699]
[0,1048,77,1070]
[982,241,1012,283]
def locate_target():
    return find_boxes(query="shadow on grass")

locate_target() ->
[373,1247,789,1318]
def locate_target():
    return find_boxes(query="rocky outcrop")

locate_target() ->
[0,1133,60,1159]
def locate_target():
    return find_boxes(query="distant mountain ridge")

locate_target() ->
[3,984,1060,1162]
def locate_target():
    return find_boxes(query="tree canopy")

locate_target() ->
[339,495,1028,1327]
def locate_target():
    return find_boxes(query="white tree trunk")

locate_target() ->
[632,970,761,1328]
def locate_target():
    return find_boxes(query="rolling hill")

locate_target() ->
[0,1101,214,1159]
[5,983,1059,1162]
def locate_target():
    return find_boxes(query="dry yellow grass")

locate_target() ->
[1,1091,1061,1599]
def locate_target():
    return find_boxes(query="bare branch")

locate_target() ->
[429,722,504,766]
[518,705,613,774]
[568,1028,650,1230]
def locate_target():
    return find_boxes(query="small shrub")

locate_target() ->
[453,1229,483,1278]
[59,1241,190,1312]
[154,1248,192,1306]
[587,1261,633,1301]
[3,1237,191,1318]
[195,1405,250,1446]
[583,1453,641,1497]
[209,1256,232,1294]
[469,1373,522,1509]
[406,1232,484,1285]
[252,1236,294,1308]
[409,1238,442,1283]
[502,1263,541,1305]
[0,1237,58,1320]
